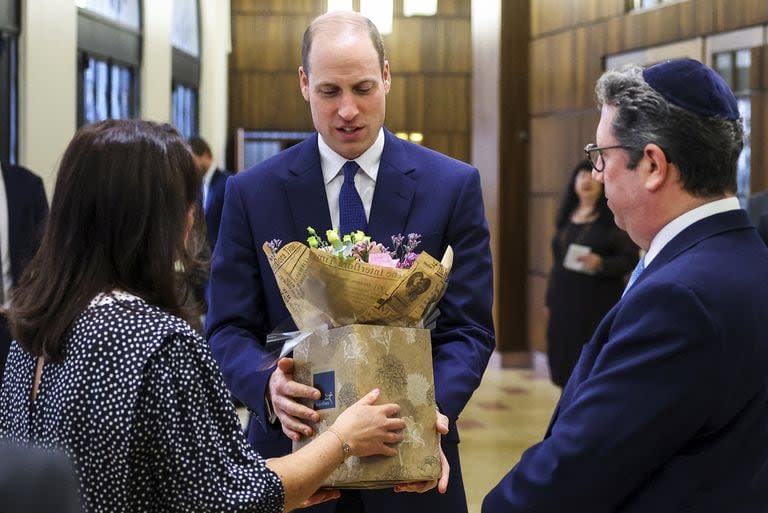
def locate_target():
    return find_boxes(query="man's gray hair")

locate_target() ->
[596,65,744,197]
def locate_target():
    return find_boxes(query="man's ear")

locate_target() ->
[299,66,310,101]
[382,60,391,94]
[643,143,671,192]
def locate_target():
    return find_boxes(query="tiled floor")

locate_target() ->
[458,367,561,513]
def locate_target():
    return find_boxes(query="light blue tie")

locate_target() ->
[338,161,367,235]
[623,255,645,297]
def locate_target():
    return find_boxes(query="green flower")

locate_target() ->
[326,229,342,249]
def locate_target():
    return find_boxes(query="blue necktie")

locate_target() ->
[338,161,367,235]
[623,255,645,297]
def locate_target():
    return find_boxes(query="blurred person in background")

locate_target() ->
[0,160,48,377]
[0,441,82,513]
[545,159,637,387]
[189,135,232,253]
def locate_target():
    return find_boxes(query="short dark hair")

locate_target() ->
[9,119,203,362]
[555,160,613,230]
[596,65,744,197]
[301,11,386,77]
[188,136,211,158]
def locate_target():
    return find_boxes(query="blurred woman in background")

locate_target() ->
[545,160,638,388]
[0,120,415,513]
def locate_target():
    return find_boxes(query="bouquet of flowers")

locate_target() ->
[263,227,453,331]
[261,227,454,488]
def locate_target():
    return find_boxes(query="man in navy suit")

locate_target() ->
[206,10,494,513]
[484,59,768,512]
[189,136,231,252]
[0,161,48,376]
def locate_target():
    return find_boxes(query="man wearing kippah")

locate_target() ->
[483,58,768,512]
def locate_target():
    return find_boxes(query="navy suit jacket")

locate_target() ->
[0,162,48,374]
[206,130,494,511]
[1,162,48,286]
[756,212,768,247]
[483,210,768,513]
[204,168,231,252]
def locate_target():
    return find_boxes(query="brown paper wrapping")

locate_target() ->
[292,324,441,488]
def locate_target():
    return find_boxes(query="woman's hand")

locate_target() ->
[578,252,603,273]
[330,388,405,458]
[298,489,341,508]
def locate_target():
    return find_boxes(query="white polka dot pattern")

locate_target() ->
[0,291,285,513]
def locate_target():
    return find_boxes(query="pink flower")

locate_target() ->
[368,252,399,268]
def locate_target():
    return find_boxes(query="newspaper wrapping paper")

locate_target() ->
[262,241,454,487]
[262,241,453,330]
[292,324,441,488]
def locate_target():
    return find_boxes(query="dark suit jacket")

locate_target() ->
[483,210,768,513]
[746,190,768,227]
[0,162,48,374]
[204,168,231,251]
[206,130,495,513]
[756,212,768,246]
[0,442,82,513]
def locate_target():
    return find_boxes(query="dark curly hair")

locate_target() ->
[554,160,614,230]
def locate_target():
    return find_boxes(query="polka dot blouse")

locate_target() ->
[0,291,285,513]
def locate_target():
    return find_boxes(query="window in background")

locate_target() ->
[713,49,752,204]
[171,0,200,139]
[81,56,136,125]
[626,0,684,12]
[76,0,141,126]
[172,83,197,139]
[235,130,315,172]
[74,0,140,30]
[0,0,19,163]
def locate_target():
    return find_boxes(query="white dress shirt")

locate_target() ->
[644,196,741,266]
[318,129,384,232]
[201,162,217,210]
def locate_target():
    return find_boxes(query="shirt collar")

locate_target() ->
[202,163,217,188]
[319,128,384,185]
[645,196,740,265]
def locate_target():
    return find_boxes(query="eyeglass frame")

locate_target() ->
[583,143,630,173]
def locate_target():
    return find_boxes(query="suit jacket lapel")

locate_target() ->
[284,135,333,240]
[367,130,417,241]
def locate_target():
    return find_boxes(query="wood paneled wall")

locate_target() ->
[229,0,472,163]
[527,0,768,353]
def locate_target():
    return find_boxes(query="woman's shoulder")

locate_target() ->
[73,290,201,357]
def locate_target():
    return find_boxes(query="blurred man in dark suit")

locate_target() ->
[188,136,231,252]
[0,442,82,513]
[0,161,48,376]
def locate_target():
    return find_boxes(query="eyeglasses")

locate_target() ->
[584,143,629,173]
